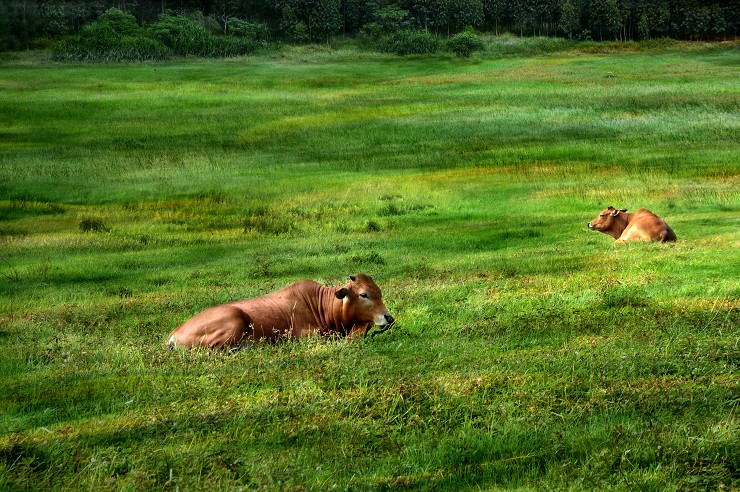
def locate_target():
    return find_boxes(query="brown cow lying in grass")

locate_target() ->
[167,274,394,350]
[588,206,677,243]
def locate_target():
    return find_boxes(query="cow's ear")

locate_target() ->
[619,209,627,212]
[610,210,620,216]
[349,275,357,282]
[336,287,350,299]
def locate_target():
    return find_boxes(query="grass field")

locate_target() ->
[1,39,739,491]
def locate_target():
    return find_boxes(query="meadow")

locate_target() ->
[0,39,738,490]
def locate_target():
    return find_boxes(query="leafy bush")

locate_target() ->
[361,5,412,38]
[148,14,214,56]
[54,9,261,62]
[97,7,139,36]
[226,18,270,42]
[52,34,171,62]
[52,9,171,62]
[447,30,485,57]
[379,30,440,55]
[149,13,259,57]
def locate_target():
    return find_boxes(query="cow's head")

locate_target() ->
[588,206,628,232]
[335,274,394,335]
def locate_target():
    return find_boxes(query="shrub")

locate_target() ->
[55,9,258,62]
[148,14,213,56]
[226,18,270,42]
[98,8,139,36]
[52,11,172,62]
[379,30,440,55]
[447,30,485,57]
[212,36,260,57]
[148,13,259,57]
[52,36,171,62]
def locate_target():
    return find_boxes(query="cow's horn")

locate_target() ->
[610,210,619,216]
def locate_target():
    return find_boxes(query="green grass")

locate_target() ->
[1,39,739,491]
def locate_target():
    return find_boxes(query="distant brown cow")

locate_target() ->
[166,274,394,350]
[588,206,676,243]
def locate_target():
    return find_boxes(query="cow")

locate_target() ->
[166,274,394,350]
[588,206,677,243]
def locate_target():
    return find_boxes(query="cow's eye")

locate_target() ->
[360,293,370,299]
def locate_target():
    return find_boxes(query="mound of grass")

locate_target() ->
[78,217,110,233]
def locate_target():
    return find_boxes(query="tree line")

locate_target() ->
[2,0,737,52]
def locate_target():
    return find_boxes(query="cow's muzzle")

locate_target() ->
[367,313,395,339]
[587,222,595,230]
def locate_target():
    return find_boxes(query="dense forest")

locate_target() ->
[1,0,738,53]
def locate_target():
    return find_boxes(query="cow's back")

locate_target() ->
[228,280,326,340]
[621,208,675,242]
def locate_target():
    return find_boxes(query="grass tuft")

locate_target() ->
[78,216,111,233]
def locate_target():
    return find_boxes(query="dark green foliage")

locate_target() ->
[379,29,441,55]
[52,8,261,62]
[447,29,485,57]
[225,18,270,41]
[559,0,582,39]
[671,2,729,40]
[148,13,216,55]
[149,13,259,57]
[360,5,412,38]
[52,34,171,62]
[52,8,171,62]
[448,0,485,33]
[3,0,740,53]
[278,0,342,43]
[98,7,139,36]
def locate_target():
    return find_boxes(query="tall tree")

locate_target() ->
[278,0,341,42]
[588,0,622,40]
[310,0,342,41]
[448,0,484,33]
[38,0,69,38]
[342,0,380,35]
[560,0,580,39]
[409,0,448,34]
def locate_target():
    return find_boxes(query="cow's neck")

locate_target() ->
[305,284,347,334]
[606,213,631,239]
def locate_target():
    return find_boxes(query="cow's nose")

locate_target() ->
[384,313,395,324]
